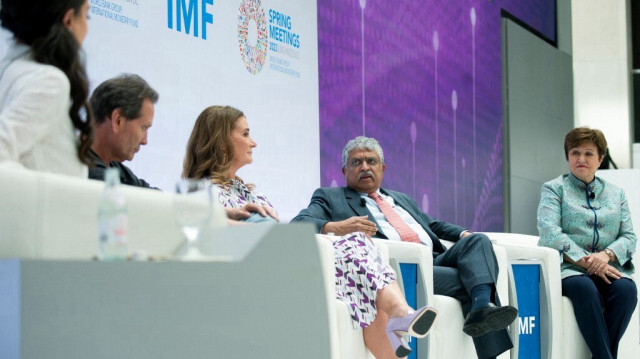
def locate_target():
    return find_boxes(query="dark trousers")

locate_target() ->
[433,233,513,359]
[562,275,637,359]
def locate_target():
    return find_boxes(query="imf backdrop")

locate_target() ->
[317,0,556,230]
[0,0,554,223]
[0,0,320,221]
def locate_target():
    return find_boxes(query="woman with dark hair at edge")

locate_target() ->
[0,0,93,176]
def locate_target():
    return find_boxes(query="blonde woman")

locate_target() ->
[183,105,438,358]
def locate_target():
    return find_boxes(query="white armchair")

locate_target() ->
[384,241,435,358]
[437,240,511,359]
[484,232,640,359]
[314,236,346,359]
[313,235,514,359]
[381,240,511,359]
[314,235,392,359]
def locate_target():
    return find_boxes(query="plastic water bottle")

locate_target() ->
[97,168,128,260]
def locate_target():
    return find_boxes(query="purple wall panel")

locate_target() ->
[318,0,555,230]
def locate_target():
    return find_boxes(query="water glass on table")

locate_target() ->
[173,179,213,260]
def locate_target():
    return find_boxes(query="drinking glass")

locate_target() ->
[174,179,213,260]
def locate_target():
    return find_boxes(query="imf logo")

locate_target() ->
[519,315,537,334]
[237,0,268,75]
[167,0,214,40]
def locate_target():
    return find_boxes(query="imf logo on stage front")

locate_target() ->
[167,0,214,40]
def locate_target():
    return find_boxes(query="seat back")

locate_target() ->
[0,166,226,259]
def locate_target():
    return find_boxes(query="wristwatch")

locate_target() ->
[604,248,615,262]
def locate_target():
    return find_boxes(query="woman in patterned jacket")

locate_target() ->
[182,105,437,358]
[537,127,637,359]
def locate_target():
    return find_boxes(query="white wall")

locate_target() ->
[503,19,574,235]
[572,0,633,167]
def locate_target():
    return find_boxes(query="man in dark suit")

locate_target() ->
[292,136,516,359]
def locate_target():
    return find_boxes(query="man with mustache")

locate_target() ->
[292,136,517,359]
[88,74,159,188]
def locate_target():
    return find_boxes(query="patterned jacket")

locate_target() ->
[537,173,637,279]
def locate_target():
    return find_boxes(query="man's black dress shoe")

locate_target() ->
[463,303,518,337]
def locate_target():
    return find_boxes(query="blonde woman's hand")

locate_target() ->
[237,203,280,222]
[225,207,252,220]
[261,205,280,222]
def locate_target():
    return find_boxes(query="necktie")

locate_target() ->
[368,193,421,244]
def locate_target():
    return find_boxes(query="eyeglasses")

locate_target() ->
[347,157,381,168]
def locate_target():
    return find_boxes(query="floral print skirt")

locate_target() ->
[333,232,397,329]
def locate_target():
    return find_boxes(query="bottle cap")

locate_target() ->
[104,168,121,186]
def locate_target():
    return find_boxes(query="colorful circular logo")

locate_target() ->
[237,0,268,75]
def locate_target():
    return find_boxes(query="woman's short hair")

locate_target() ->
[342,136,385,168]
[182,105,245,186]
[564,127,607,160]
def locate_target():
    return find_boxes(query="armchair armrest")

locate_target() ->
[442,238,514,359]
[440,239,509,308]
[482,232,563,359]
[382,241,435,301]
[375,240,435,358]
[314,235,340,359]
[316,234,380,359]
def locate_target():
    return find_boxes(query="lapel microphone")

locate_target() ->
[589,191,595,200]
[360,197,366,207]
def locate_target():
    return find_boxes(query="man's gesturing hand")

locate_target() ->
[322,216,377,237]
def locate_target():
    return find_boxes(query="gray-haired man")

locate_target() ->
[292,136,517,359]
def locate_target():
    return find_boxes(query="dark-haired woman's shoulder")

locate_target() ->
[0,53,84,176]
[6,56,70,100]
